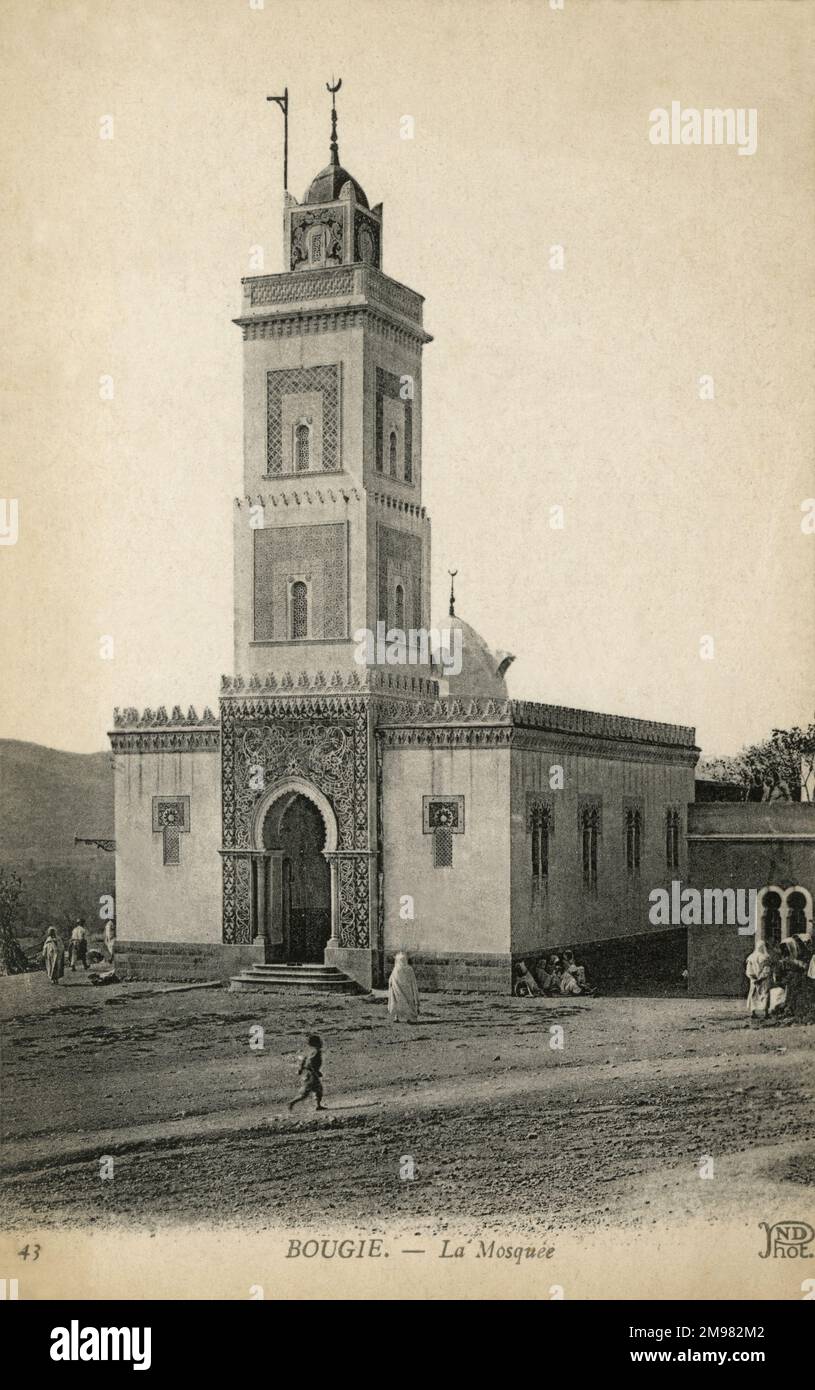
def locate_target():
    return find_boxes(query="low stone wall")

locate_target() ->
[324,945,381,992]
[384,951,513,994]
[115,940,264,983]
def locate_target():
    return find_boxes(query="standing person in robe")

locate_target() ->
[69,919,89,971]
[103,919,116,960]
[745,939,771,1019]
[42,928,65,985]
[388,951,420,1022]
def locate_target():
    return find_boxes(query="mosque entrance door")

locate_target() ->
[264,794,331,963]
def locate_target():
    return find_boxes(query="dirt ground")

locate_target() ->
[1,971,813,1244]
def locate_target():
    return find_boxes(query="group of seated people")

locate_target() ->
[513,950,596,998]
[746,932,815,1021]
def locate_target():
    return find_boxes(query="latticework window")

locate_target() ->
[290,581,308,639]
[433,828,453,868]
[580,804,600,890]
[295,423,310,473]
[625,807,642,873]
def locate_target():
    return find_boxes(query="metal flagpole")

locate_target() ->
[266,87,289,192]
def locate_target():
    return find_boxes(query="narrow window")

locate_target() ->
[404,442,412,484]
[530,805,551,883]
[290,581,308,639]
[295,423,310,473]
[666,808,680,870]
[389,430,398,478]
[394,583,405,630]
[580,805,600,890]
[625,808,642,874]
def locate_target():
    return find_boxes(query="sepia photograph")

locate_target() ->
[1,0,814,1335]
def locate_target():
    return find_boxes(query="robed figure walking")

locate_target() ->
[42,928,65,985]
[388,951,420,1023]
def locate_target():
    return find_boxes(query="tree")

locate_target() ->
[700,718,815,802]
[0,869,30,974]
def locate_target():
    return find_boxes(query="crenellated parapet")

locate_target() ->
[376,697,699,762]
[510,701,697,750]
[220,669,439,699]
[372,491,428,520]
[109,705,220,754]
[234,487,363,509]
[112,705,219,728]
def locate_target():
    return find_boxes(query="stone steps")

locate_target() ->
[229,962,364,994]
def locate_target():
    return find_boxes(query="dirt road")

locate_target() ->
[1,973,812,1245]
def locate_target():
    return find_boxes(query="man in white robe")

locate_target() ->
[388,951,420,1022]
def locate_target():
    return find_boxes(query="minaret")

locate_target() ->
[232,84,433,679]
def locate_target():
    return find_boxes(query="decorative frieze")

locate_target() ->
[511,700,696,749]
[241,265,423,325]
[110,729,220,754]
[235,488,363,509]
[113,705,219,728]
[220,670,439,698]
[379,726,513,751]
[235,307,431,349]
[110,705,219,754]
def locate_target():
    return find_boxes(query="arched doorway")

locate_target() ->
[760,890,783,946]
[756,884,814,944]
[264,794,331,962]
[250,778,339,964]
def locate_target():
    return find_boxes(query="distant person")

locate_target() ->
[103,920,116,960]
[42,928,65,985]
[388,950,421,1021]
[561,950,595,996]
[288,1033,325,1112]
[745,940,771,1019]
[513,960,542,997]
[534,956,558,994]
[767,943,788,1015]
[773,938,814,1019]
[562,950,586,988]
[69,919,88,971]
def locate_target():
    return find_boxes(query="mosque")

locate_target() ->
[110,92,705,994]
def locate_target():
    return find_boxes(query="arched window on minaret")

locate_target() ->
[389,430,398,478]
[394,583,405,630]
[290,581,308,639]
[310,228,324,264]
[295,423,311,473]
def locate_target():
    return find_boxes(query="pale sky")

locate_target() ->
[1,0,813,755]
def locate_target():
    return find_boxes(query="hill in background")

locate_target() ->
[0,740,115,950]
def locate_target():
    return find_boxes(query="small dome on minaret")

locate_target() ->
[285,79,382,274]
[304,163,369,208]
[303,77,369,207]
